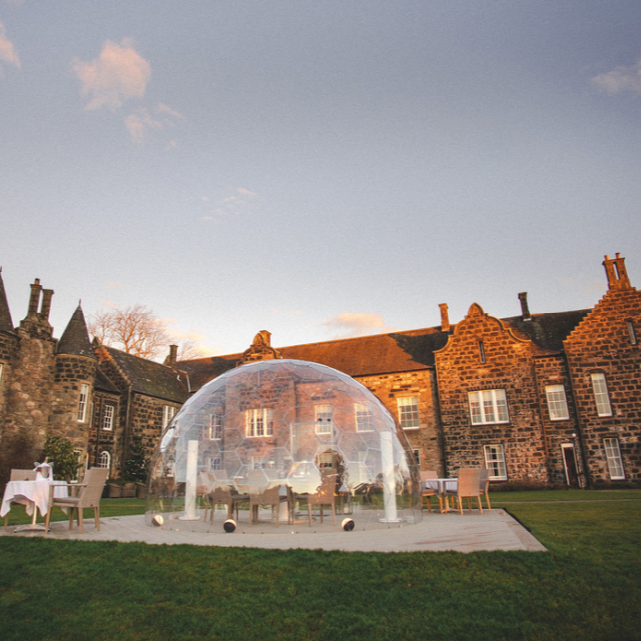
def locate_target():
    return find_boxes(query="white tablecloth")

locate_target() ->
[424,478,458,494]
[1,479,68,517]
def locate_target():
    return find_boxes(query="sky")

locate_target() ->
[1,1,640,358]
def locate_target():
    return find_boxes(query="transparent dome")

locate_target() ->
[145,359,422,533]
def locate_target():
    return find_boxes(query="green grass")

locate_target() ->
[1,492,640,641]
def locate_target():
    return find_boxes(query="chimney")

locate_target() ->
[439,303,450,332]
[603,253,631,292]
[518,292,531,321]
[39,289,54,323]
[27,279,42,319]
[165,344,178,368]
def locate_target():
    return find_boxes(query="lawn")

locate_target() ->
[0,491,640,641]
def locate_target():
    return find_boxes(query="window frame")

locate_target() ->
[77,384,89,423]
[591,373,612,417]
[354,403,374,432]
[483,444,507,480]
[162,405,177,429]
[102,404,115,431]
[397,396,420,430]
[603,438,625,480]
[469,389,509,425]
[207,414,223,440]
[314,404,333,435]
[545,385,570,421]
[98,451,111,470]
[245,408,274,438]
[627,320,637,346]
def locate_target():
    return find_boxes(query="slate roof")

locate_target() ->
[0,270,14,334]
[178,309,591,394]
[104,346,189,403]
[94,366,121,394]
[57,305,94,358]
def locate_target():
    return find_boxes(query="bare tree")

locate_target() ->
[88,304,171,361]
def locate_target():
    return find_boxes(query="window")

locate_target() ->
[355,403,373,432]
[318,452,333,468]
[251,456,264,470]
[98,451,111,469]
[469,390,509,425]
[413,449,421,468]
[207,414,223,440]
[102,405,114,431]
[545,385,569,421]
[591,373,612,417]
[604,438,625,480]
[484,444,507,480]
[479,341,486,364]
[209,457,222,471]
[77,384,89,422]
[0,362,3,382]
[627,321,637,346]
[162,405,176,429]
[245,408,274,437]
[397,396,420,429]
[315,404,333,434]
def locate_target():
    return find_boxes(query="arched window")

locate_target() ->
[98,451,111,470]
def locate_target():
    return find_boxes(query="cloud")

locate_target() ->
[106,281,125,289]
[321,312,394,338]
[592,57,641,95]
[203,188,257,220]
[72,38,151,111]
[0,21,20,70]
[125,103,184,143]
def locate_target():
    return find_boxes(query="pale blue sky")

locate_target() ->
[1,1,640,356]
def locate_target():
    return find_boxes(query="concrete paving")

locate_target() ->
[2,508,547,553]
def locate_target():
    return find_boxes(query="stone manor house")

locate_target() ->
[1,254,640,488]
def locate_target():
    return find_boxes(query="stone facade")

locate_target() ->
[1,254,640,488]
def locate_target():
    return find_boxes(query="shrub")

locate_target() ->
[41,435,80,481]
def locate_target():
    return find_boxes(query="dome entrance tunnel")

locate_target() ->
[145,359,422,533]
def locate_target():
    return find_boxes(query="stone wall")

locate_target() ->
[435,304,548,481]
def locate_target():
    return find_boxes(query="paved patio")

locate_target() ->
[2,508,546,553]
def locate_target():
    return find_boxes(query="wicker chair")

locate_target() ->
[304,470,337,526]
[447,468,483,514]
[479,468,492,511]
[3,469,37,529]
[249,484,288,526]
[420,470,443,513]
[44,467,109,533]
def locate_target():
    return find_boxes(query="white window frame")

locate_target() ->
[98,451,111,470]
[207,414,223,440]
[102,405,114,431]
[545,385,569,421]
[318,452,333,468]
[604,438,625,480]
[484,444,507,480]
[162,405,177,429]
[627,321,637,346]
[77,384,89,422]
[208,456,222,471]
[591,373,612,417]
[469,390,509,425]
[251,455,264,470]
[315,404,333,435]
[354,403,373,432]
[397,396,420,430]
[245,408,274,437]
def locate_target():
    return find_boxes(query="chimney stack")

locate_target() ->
[439,303,450,332]
[165,344,178,367]
[27,279,42,319]
[39,289,54,323]
[518,292,531,321]
[603,253,631,291]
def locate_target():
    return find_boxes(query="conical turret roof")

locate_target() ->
[0,269,15,333]
[57,304,94,357]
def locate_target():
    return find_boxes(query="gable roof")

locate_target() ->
[103,346,189,403]
[179,308,591,394]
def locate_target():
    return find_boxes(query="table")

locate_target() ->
[1,479,68,531]
[424,478,458,512]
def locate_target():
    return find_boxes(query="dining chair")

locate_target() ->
[3,469,37,529]
[420,470,443,513]
[447,468,483,514]
[249,484,288,526]
[44,467,109,534]
[479,468,492,511]
[304,470,337,526]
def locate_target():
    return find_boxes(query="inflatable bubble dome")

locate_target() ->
[145,359,422,532]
